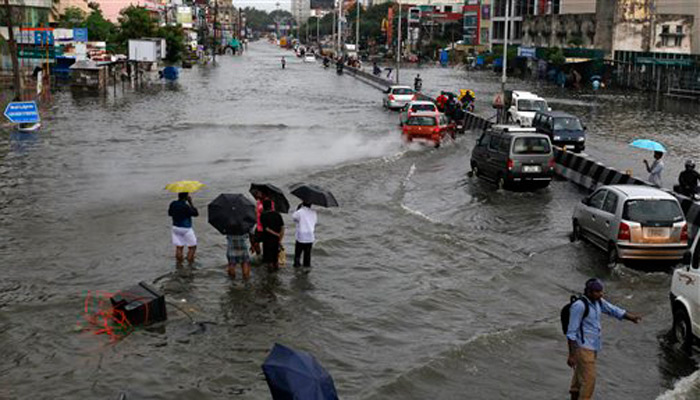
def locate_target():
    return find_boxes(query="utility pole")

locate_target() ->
[332,6,336,54]
[337,0,343,57]
[355,0,360,54]
[3,0,21,100]
[396,0,401,84]
[316,16,320,47]
[500,0,510,121]
[212,0,218,63]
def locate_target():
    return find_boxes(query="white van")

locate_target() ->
[507,91,550,127]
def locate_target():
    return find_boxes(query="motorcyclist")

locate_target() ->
[436,91,448,112]
[459,89,476,112]
[336,58,344,74]
[675,159,700,198]
[414,74,423,92]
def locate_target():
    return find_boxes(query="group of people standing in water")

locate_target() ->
[167,190,318,280]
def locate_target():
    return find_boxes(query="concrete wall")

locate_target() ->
[593,0,615,53]
[561,0,595,14]
[653,14,694,54]
[522,13,597,48]
[658,0,700,54]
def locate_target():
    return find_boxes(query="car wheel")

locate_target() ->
[673,308,694,351]
[607,243,618,267]
[570,221,581,242]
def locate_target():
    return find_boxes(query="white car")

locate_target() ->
[670,230,700,350]
[383,85,416,110]
[507,91,550,127]
[571,185,688,265]
[304,54,316,63]
[400,100,439,125]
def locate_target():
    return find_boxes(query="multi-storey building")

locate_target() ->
[292,0,311,25]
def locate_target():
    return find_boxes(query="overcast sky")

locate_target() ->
[236,0,292,12]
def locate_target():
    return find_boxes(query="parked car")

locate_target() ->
[470,125,555,189]
[400,101,439,125]
[402,112,455,148]
[532,111,587,153]
[304,54,316,63]
[383,86,416,110]
[670,231,700,350]
[506,90,550,127]
[571,185,688,265]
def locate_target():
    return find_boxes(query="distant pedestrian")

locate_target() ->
[414,74,422,92]
[292,202,317,267]
[260,199,284,269]
[373,62,382,76]
[168,192,199,263]
[566,278,641,400]
[226,232,253,280]
[644,151,664,187]
[281,56,286,69]
[385,67,393,79]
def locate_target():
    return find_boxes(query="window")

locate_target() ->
[481,28,490,44]
[623,199,684,225]
[512,137,551,154]
[551,0,560,14]
[602,192,618,214]
[489,135,501,150]
[406,116,437,126]
[588,190,607,210]
[477,133,488,146]
[411,104,436,112]
[393,88,414,95]
[553,117,583,131]
[661,25,671,47]
[675,26,683,46]
[444,5,453,13]
[493,21,505,40]
[513,21,523,40]
[499,138,511,152]
[517,99,548,112]
[545,117,553,130]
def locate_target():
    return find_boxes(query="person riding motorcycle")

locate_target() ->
[458,89,476,112]
[414,74,423,92]
[436,91,449,112]
[675,159,700,198]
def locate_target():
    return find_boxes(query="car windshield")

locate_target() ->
[553,117,583,130]
[406,116,437,126]
[411,104,435,112]
[393,88,414,95]
[512,137,551,154]
[517,100,548,112]
[623,199,684,225]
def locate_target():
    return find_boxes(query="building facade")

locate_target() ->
[292,0,311,25]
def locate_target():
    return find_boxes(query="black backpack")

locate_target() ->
[560,295,590,343]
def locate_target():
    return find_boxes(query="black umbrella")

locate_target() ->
[289,183,339,208]
[249,183,290,213]
[208,193,257,235]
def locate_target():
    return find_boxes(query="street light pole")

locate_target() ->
[501,0,510,101]
[337,0,343,56]
[355,0,360,55]
[3,0,21,100]
[212,0,218,63]
[396,0,401,84]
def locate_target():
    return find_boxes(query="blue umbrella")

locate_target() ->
[629,139,666,153]
[262,343,339,400]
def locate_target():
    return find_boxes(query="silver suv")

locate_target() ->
[571,185,688,265]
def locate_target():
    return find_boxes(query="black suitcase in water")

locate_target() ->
[110,281,167,326]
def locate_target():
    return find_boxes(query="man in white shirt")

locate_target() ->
[292,202,317,267]
[644,151,664,187]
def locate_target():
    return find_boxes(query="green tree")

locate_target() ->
[242,7,273,32]
[546,47,566,67]
[156,25,185,63]
[58,6,86,28]
[117,6,155,45]
[85,4,116,42]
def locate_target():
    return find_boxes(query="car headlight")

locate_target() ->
[553,136,561,141]
[578,137,585,141]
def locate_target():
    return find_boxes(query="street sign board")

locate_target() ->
[4,101,40,124]
[492,92,504,108]
[518,46,536,58]
[73,28,88,42]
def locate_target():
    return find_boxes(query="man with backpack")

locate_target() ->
[564,278,642,400]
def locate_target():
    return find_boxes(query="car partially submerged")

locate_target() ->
[402,112,455,148]
[383,86,416,110]
[400,101,439,125]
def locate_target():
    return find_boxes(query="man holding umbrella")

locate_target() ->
[644,151,665,187]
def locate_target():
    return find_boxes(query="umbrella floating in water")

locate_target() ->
[165,180,205,193]
[207,193,257,235]
[250,183,290,213]
[289,183,339,208]
[629,139,666,153]
[262,343,339,400]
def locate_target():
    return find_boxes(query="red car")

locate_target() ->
[402,113,455,148]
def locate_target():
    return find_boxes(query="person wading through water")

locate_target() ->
[566,278,642,400]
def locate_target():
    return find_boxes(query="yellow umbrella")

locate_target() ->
[165,180,205,193]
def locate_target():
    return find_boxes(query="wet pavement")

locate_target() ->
[1,42,700,399]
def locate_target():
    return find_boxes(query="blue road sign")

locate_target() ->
[73,28,88,42]
[4,101,40,124]
[518,46,536,58]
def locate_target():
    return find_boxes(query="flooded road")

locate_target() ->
[2,43,700,399]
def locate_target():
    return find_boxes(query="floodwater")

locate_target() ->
[1,43,700,399]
